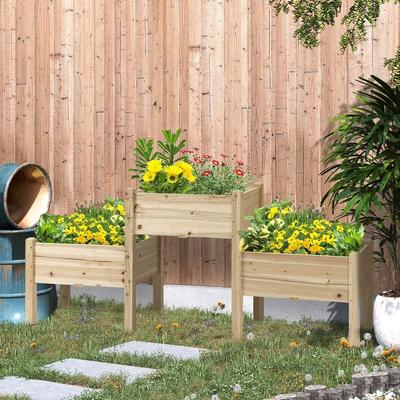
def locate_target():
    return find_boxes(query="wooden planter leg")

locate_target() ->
[59,285,71,308]
[361,242,373,331]
[349,250,361,346]
[232,191,243,340]
[25,238,37,324]
[153,236,164,312]
[124,189,136,332]
[253,297,264,321]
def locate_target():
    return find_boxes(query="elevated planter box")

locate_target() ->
[232,242,373,345]
[25,190,162,331]
[133,185,262,239]
[132,184,266,331]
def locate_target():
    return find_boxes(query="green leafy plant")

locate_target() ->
[36,198,145,245]
[130,129,187,179]
[190,152,253,195]
[268,0,399,85]
[240,200,364,256]
[321,75,400,290]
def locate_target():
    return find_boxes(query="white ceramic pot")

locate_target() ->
[373,292,400,350]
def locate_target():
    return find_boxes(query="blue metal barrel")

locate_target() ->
[0,163,52,229]
[0,228,57,323]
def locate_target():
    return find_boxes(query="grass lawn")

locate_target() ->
[0,297,388,400]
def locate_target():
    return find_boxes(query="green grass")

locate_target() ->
[0,297,387,400]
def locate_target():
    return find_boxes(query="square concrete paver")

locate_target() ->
[44,358,156,384]
[0,376,95,400]
[101,340,207,360]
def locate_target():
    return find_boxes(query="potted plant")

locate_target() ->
[236,201,371,344]
[321,76,400,349]
[129,129,261,238]
[25,196,162,332]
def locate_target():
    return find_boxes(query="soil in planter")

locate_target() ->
[381,289,400,298]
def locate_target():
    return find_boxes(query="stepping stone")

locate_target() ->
[0,376,95,400]
[43,358,156,384]
[101,340,207,361]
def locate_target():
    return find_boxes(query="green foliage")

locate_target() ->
[321,75,400,288]
[385,47,400,87]
[130,129,187,179]
[35,198,144,245]
[268,0,400,82]
[190,154,253,195]
[240,200,364,256]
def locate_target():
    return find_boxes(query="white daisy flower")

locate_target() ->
[233,384,242,393]
[364,333,372,341]
[338,369,345,378]
[361,351,368,359]
[305,374,313,382]
[246,332,255,341]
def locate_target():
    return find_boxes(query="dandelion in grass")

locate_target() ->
[373,365,381,372]
[306,330,311,336]
[290,341,299,349]
[338,369,345,380]
[233,383,242,399]
[190,395,197,400]
[305,374,313,383]
[30,341,37,349]
[171,321,180,328]
[373,350,381,359]
[155,323,163,332]
[360,340,366,347]
[211,395,220,400]
[246,332,255,341]
[364,332,372,342]
[361,351,368,359]
[340,337,352,348]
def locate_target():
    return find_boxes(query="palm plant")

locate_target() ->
[321,75,400,292]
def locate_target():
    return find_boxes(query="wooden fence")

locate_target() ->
[0,0,399,287]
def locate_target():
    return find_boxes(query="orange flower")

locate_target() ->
[171,321,180,328]
[155,323,163,331]
[290,341,299,349]
[382,348,396,357]
[340,337,351,348]
[30,341,37,348]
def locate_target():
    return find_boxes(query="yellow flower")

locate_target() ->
[75,235,86,244]
[267,207,279,219]
[239,238,248,252]
[57,217,65,224]
[336,225,344,233]
[183,170,196,183]
[155,323,163,331]
[143,170,157,182]
[290,341,299,349]
[340,337,351,348]
[116,204,125,216]
[147,159,163,173]
[171,321,180,328]
[164,165,183,184]
[310,244,323,254]
[30,341,37,348]
[103,203,114,212]
[175,160,193,173]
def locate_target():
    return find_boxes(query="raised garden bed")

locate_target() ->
[232,242,373,345]
[25,191,162,331]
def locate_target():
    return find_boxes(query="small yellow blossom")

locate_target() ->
[155,323,163,331]
[340,337,351,348]
[171,321,180,328]
[290,341,299,349]
[147,159,163,173]
[164,165,183,184]
[143,170,157,182]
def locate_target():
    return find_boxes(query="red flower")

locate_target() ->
[193,157,202,164]
[235,169,244,177]
[237,160,244,166]
[212,160,220,166]
[202,154,212,160]
[202,170,212,177]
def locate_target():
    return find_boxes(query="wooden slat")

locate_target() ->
[242,277,349,303]
[35,242,125,263]
[135,191,233,238]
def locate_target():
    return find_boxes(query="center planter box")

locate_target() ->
[131,184,266,334]
[25,190,163,331]
[232,242,373,345]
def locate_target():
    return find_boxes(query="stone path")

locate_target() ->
[44,358,156,384]
[0,340,206,398]
[0,376,95,400]
[101,340,207,360]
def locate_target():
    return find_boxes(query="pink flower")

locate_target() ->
[202,170,212,177]
[235,169,244,177]
[212,160,220,166]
